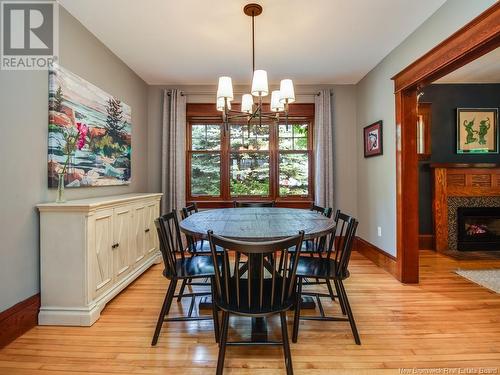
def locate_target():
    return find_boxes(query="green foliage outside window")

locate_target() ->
[188,122,311,198]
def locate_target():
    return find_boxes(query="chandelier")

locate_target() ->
[216,3,295,131]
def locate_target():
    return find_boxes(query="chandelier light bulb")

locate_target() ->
[217,76,234,100]
[270,90,284,112]
[279,79,295,104]
[241,94,254,113]
[251,70,269,97]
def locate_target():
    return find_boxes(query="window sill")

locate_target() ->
[188,200,313,209]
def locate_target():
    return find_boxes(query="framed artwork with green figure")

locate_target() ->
[456,108,498,154]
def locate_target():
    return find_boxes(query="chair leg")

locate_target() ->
[292,277,303,343]
[177,279,187,302]
[334,279,346,315]
[338,281,361,345]
[216,311,230,375]
[326,278,336,302]
[151,278,177,346]
[280,311,294,375]
[211,278,220,343]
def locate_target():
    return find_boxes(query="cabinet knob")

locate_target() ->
[112,243,119,249]
[145,228,150,233]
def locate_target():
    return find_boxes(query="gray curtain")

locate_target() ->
[314,89,334,208]
[161,89,187,214]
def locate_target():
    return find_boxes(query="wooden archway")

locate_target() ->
[392,3,500,283]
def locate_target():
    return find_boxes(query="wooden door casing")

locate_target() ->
[391,2,500,283]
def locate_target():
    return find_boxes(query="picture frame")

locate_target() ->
[48,65,132,187]
[456,108,498,154]
[363,120,383,157]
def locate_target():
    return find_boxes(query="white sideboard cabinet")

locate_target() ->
[37,193,162,326]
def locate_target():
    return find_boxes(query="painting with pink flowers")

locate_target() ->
[48,65,132,187]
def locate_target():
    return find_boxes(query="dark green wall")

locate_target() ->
[419,83,500,234]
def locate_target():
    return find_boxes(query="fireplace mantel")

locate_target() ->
[431,163,500,251]
[430,163,500,169]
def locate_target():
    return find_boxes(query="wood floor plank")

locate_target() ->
[1,251,499,374]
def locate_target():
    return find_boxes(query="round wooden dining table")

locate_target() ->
[179,207,336,241]
[179,207,336,342]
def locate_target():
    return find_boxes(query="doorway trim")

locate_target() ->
[391,3,500,283]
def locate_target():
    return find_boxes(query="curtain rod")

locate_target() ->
[166,90,331,97]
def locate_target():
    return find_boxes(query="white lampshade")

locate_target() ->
[271,90,284,112]
[279,79,295,103]
[216,97,231,111]
[241,94,254,113]
[251,70,269,97]
[217,76,234,100]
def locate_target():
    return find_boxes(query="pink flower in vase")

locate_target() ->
[76,122,88,150]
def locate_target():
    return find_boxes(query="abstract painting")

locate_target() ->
[48,65,132,187]
[457,108,498,154]
[363,120,383,157]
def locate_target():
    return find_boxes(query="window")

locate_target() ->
[230,124,270,196]
[188,124,221,196]
[186,103,314,207]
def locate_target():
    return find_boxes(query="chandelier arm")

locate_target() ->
[249,103,260,119]
[252,11,255,73]
[227,113,253,120]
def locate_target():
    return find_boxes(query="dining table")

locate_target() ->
[179,207,336,341]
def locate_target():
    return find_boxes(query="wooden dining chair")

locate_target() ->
[181,203,210,255]
[151,211,219,346]
[292,212,360,345]
[233,200,275,207]
[302,204,334,253]
[311,204,333,218]
[208,230,304,375]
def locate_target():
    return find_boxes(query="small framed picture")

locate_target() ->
[364,121,383,157]
[457,108,498,154]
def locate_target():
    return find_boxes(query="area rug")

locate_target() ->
[455,269,500,293]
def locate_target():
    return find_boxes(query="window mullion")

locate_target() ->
[221,125,230,201]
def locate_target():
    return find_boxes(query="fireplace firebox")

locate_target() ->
[457,207,500,251]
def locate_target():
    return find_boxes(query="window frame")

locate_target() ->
[186,103,315,208]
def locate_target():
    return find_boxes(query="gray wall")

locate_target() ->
[0,7,149,311]
[355,0,495,256]
[146,84,359,218]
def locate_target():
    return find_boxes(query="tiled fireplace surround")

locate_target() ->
[432,163,500,252]
[447,196,500,250]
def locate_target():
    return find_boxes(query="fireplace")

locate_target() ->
[457,207,500,251]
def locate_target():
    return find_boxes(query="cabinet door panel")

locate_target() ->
[93,210,113,299]
[145,202,158,254]
[113,206,132,279]
[133,205,146,265]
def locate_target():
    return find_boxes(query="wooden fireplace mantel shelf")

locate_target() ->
[431,163,500,169]
[432,164,500,251]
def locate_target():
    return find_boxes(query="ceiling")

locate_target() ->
[59,0,447,85]
[435,47,500,83]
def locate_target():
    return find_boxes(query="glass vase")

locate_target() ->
[56,172,66,203]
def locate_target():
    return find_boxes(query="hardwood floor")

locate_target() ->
[1,251,499,374]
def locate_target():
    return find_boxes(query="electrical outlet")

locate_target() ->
[377,226,382,237]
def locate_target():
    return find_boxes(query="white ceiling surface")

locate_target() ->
[59,0,447,85]
[435,47,500,83]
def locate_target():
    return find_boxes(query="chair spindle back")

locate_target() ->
[208,231,304,312]
[155,211,185,277]
[326,212,358,277]
[233,201,275,208]
[181,203,199,252]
